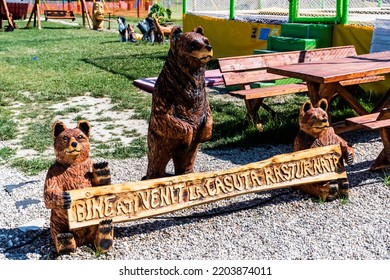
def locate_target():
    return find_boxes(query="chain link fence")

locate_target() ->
[186,0,390,26]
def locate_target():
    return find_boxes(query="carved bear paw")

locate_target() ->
[56,232,76,255]
[346,151,354,165]
[322,180,339,202]
[62,191,71,209]
[338,180,350,198]
[95,219,114,254]
[92,161,111,186]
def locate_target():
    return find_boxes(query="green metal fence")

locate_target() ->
[183,0,390,25]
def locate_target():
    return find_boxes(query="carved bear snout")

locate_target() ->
[71,141,78,148]
[206,44,212,52]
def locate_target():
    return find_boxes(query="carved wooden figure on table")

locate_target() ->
[294,99,355,201]
[145,26,213,179]
[44,120,113,255]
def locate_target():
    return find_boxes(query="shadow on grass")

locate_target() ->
[81,52,168,81]
[201,97,302,151]
[36,26,82,30]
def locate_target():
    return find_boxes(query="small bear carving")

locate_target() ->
[44,120,113,255]
[145,26,213,179]
[294,99,354,201]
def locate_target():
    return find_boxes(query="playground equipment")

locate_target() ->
[26,0,93,29]
[44,9,76,21]
[182,0,390,61]
[42,0,76,22]
[183,0,389,25]
[0,0,15,30]
[25,0,117,30]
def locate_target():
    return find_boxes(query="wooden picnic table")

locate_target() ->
[267,50,390,170]
[267,50,390,121]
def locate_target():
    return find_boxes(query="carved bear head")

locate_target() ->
[52,120,91,165]
[169,26,213,67]
[299,99,330,138]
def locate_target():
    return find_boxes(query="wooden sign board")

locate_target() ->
[67,144,347,229]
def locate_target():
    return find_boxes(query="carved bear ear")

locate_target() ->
[317,98,328,111]
[192,26,204,35]
[52,121,67,138]
[171,26,182,40]
[77,120,91,137]
[302,100,313,113]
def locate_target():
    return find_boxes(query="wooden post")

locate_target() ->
[80,0,92,29]
[26,0,41,29]
[0,0,15,29]
[67,145,347,229]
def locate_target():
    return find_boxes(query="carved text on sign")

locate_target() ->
[67,145,346,229]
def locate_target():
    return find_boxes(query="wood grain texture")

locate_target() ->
[67,145,347,229]
[217,46,383,129]
[267,51,390,84]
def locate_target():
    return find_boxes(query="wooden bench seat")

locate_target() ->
[230,82,308,100]
[230,76,385,101]
[218,45,385,130]
[45,10,76,21]
[345,108,390,171]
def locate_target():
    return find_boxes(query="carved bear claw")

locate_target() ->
[92,161,111,186]
[95,219,114,254]
[56,233,76,254]
[93,161,109,169]
[339,181,350,198]
[346,151,354,165]
[62,191,71,209]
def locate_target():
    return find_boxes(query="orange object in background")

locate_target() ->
[25,0,153,19]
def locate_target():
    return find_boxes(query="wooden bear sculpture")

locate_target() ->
[294,99,354,201]
[145,26,213,179]
[44,120,113,255]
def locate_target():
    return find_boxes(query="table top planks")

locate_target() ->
[267,50,390,84]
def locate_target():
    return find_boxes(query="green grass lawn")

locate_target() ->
[0,19,382,175]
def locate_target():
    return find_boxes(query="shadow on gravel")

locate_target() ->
[346,160,387,189]
[0,188,301,260]
[201,145,292,166]
[113,188,300,239]
[4,180,40,194]
[0,228,53,260]
[201,129,381,166]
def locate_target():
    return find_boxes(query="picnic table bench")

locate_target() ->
[218,45,385,130]
[345,107,390,171]
[44,10,76,21]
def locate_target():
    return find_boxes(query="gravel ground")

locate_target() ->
[0,130,389,261]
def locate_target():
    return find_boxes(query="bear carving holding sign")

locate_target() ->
[294,99,354,201]
[145,26,213,179]
[44,120,114,255]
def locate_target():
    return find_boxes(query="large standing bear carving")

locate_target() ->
[44,120,113,255]
[146,26,213,179]
[294,99,355,201]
